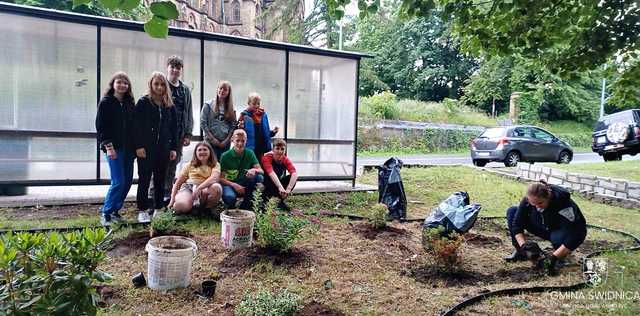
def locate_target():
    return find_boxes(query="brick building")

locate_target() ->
[147,0,303,42]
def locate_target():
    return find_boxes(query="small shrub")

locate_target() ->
[361,91,400,120]
[235,288,301,316]
[0,228,112,315]
[369,203,387,229]
[150,211,176,236]
[255,198,311,253]
[422,226,465,270]
[442,98,460,115]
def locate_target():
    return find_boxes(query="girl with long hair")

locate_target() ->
[134,71,178,222]
[168,142,222,214]
[95,71,136,225]
[201,80,237,159]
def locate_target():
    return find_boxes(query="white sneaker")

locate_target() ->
[152,209,161,219]
[137,211,151,223]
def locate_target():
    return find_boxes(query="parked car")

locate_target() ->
[591,109,640,161]
[470,125,573,167]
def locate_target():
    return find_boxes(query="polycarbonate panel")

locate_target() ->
[0,136,96,181]
[287,53,356,140]
[99,141,199,181]
[286,143,354,177]
[204,41,285,135]
[0,13,97,132]
[101,28,202,133]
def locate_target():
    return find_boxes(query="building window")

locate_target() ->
[232,0,241,23]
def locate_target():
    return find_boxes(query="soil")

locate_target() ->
[10,211,622,315]
[350,221,409,240]
[297,301,346,316]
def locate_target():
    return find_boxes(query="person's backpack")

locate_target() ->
[377,157,407,220]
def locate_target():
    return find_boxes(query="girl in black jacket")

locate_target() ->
[134,72,178,222]
[95,71,136,225]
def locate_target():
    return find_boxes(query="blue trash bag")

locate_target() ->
[377,157,407,220]
[423,192,481,235]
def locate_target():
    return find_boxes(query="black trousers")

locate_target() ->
[263,174,293,201]
[137,147,170,210]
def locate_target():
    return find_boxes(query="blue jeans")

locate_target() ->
[222,174,264,209]
[212,143,230,161]
[102,149,135,217]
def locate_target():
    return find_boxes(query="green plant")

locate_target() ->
[442,98,460,115]
[422,226,465,270]
[254,198,311,253]
[0,228,112,315]
[369,203,387,229]
[361,91,400,120]
[150,211,176,236]
[235,288,301,316]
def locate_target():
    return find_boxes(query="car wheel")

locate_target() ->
[504,151,520,167]
[473,159,487,167]
[603,153,622,162]
[557,151,572,164]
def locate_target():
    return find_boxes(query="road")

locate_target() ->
[357,152,640,167]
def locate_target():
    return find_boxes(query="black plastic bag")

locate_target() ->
[377,157,407,220]
[423,192,481,235]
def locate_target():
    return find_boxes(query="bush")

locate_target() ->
[360,91,400,120]
[0,228,112,315]
[235,288,301,316]
[254,197,311,253]
[369,203,387,229]
[422,226,465,270]
[150,211,176,237]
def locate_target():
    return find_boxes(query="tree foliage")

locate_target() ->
[327,0,640,106]
[352,4,477,101]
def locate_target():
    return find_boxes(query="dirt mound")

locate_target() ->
[218,247,313,276]
[404,266,493,287]
[351,222,409,240]
[297,301,346,316]
[108,230,192,257]
[465,233,503,247]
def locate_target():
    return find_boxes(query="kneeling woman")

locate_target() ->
[168,142,222,214]
[505,180,587,269]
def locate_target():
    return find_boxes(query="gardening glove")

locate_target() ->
[520,241,543,261]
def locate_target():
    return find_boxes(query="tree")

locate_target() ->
[326,0,640,106]
[351,5,477,101]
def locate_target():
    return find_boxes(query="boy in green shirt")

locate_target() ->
[220,129,264,209]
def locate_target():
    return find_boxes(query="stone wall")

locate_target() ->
[515,163,640,208]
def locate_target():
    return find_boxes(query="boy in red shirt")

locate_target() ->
[261,139,298,211]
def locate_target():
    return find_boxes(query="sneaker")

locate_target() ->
[111,212,126,223]
[152,209,161,219]
[137,211,151,223]
[100,214,112,226]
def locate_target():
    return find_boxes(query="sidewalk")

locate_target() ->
[0,181,376,208]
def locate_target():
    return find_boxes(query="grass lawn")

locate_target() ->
[2,166,639,315]
[550,160,640,183]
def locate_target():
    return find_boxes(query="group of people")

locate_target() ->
[95,56,298,225]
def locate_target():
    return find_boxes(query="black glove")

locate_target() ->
[519,241,543,261]
[536,252,559,276]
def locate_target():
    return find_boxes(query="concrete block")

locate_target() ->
[612,180,628,191]
[582,184,594,192]
[570,182,582,190]
[579,177,596,186]
[594,187,605,194]
[604,189,616,196]
[615,192,628,199]
[548,177,564,185]
[541,166,552,175]
[519,164,530,171]
[628,189,640,199]
[550,169,568,178]
[599,180,618,191]
[628,182,640,190]
[567,175,580,183]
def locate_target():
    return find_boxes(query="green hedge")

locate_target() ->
[358,127,481,154]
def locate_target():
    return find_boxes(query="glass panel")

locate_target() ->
[286,143,354,177]
[287,53,356,140]
[203,41,285,135]
[101,28,202,133]
[0,13,97,132]
[0,135,96,181]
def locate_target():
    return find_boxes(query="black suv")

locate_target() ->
[592,109,640,161]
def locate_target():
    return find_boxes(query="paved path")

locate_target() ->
[357,152,640,167]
